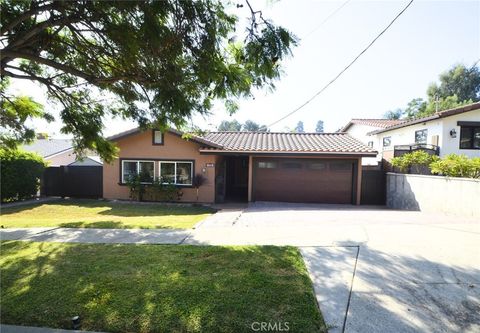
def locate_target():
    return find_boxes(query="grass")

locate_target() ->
[0,199,215,229]
[0,241,325,333]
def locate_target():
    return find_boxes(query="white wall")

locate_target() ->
[345,124,379,165]
[387,173,480,218]
[440,110,480,158]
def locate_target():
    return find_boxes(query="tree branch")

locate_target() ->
[0,3,57,36]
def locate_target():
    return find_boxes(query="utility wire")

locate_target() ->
[303,0,352,39]
[267,0,415,128]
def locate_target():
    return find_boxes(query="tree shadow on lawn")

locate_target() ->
[304,245,480,333]
[1,199,216,217]
[0,241,326,333]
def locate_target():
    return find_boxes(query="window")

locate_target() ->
[159,161,193,185]
[258,161,277,169]
[368,141,374,148]
[415,129,428,144]
[383,137,391,147]
[330,162,352,171]
[121,160,155,183]
[460,126,480,149]
[308,162,326,170]
[152,130,164,145]
[282,162,302,169]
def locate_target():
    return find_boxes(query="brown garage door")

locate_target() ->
[253,158,354,204]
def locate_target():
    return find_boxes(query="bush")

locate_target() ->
[126,175,180,202]
[391,150,439,174]
[430,154,480,178]
[0,149,47,202]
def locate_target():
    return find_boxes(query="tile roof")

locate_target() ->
[21,139,73,158]
[201,132,376,155]
[369,102,480,135]
[340,118,404,132]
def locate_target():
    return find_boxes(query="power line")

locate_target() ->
[267,0,415,128]
[303,0,352,39]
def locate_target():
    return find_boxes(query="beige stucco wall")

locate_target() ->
[103,130,217,203]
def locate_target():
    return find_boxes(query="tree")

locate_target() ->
[294,121,304,133]
[0,1,297,162]
[243,119,267,132]
[403,64,479,119]
[315,120,324,133]
[383,109,403,120]
[403,98,427,119]
[218,120,242,131]
[427,64,480,103]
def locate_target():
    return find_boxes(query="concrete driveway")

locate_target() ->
[188,202,480,333]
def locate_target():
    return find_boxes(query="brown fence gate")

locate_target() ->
[360,169,386,205]
[41,166,103,198]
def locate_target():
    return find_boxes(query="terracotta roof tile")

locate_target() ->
[340,119,404,132]
[201,132,375,154]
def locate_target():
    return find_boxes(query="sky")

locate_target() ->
[13,0,480,137]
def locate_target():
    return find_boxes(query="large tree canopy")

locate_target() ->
[388,64,480,120]
[0,0,296,161]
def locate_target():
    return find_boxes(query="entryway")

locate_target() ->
[224,156,249,202]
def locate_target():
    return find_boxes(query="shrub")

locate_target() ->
[126,175,180,202]
[430,154,480,178]
[391,150,439,174]
[0,149,47,202]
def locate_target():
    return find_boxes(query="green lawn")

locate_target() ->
[0,199,215,229]
[0,241,325,333]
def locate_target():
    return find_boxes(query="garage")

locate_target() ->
[253,158,356,204]
[200,131,375,205]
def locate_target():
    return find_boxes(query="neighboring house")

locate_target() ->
[104,128,376,204]
[369,102,480,162]
[21,139,102,166]
[340,119,404,165]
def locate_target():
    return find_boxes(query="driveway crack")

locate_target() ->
[342,245,360,333]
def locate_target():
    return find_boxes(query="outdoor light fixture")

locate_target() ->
[449,129,457,138]
[72,316,81,330]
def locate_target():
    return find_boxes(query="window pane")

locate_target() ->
[154,131,163,144]
[139,161,154,183]
[308,162,326,170]
[122,161,137,182]
[474,128,480,149]
[282,162,302,169]
[176,162,192,185]
[330,162,352,171]
[460,127,472,149]
[160,162,175,183]
[415,129,427,144]
[383,137,391,147]
[258,161,277,168]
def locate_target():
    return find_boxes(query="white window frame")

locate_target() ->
[159,161,193,186]
[121,160,155,184]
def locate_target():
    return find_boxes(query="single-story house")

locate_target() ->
[104,128,376,204]
[369,102,480,162]
[340,119,404,165]
[21,138,102,166]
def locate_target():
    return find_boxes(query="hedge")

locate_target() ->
[0,149,47,203]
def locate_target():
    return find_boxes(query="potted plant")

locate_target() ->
[192,173,207,202]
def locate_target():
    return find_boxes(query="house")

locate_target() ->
[21,138,102,166]
[340,119,404,165]
[369,102,480,162]
[104,128,376,204]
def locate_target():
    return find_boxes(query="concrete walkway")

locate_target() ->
[1,203,479,333]
[0,324,103,333]
[1,227,190,244]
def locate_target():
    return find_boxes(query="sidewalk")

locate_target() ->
[1,227,190,244]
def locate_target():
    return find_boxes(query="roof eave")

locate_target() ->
[199,149,377,157]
